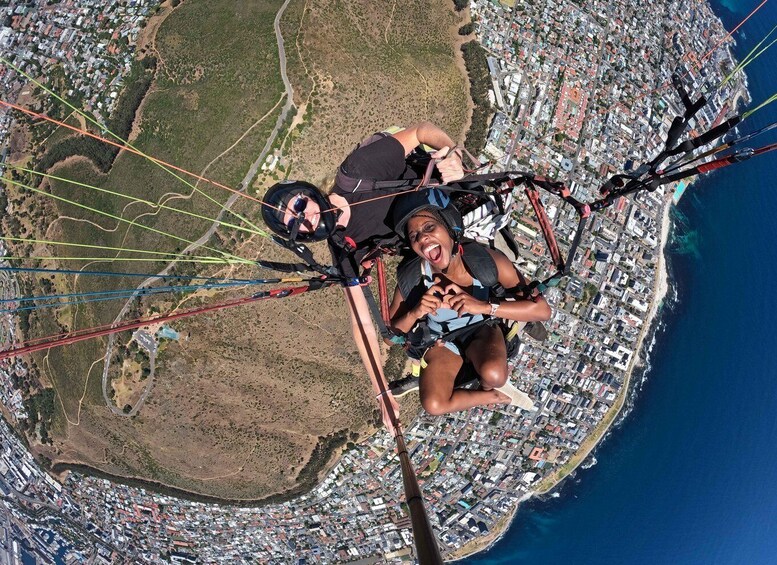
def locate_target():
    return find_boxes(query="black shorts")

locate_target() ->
[406,318,500,361]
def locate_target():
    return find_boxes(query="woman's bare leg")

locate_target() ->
[465,325,508,390]
[420,342,508,416]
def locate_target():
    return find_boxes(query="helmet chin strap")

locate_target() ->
[442,230,463,275]
[287,211,305,242]
[450,227,463,257]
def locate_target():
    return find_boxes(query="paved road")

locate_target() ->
[0,269,20,348]
[101,0,297,416]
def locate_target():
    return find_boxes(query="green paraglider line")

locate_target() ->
[0,255,244,265]
[0,236,236,263]
[0,56,267,235]
[1,176,251,264]
[6,165,267,237]
[720,24,777,88]
[743,91,777,119]
[0,265,256,282]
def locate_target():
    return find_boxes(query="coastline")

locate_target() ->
[0,0,768,558]
[534,193,672,494]
[449,194,674,561]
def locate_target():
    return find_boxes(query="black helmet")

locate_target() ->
[391,188,463,242]
[261,180,337,242]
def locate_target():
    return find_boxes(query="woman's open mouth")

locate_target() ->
[424,243,443,264]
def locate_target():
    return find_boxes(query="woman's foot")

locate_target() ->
[493,389,512,404]
[493,381,535,410]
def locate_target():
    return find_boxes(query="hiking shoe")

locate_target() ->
[389,375,420,397]
[525,321,548,342]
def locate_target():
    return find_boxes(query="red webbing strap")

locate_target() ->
[696,158,733,174]
[376,256,391,327]
[524,184,565,271]
[342,284,442,562]
[0,284,317,361]
[752,141,777,157]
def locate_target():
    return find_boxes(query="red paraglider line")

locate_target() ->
[0,284,314,361]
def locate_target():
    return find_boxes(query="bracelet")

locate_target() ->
[489,301,499,316]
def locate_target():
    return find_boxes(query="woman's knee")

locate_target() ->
[478,360,507,388]
[421,394,449,416]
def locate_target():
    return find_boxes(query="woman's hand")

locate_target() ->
[432,146,464,183]
[410,283,446,319]
[445,283,490,316]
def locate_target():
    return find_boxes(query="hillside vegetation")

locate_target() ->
[278,0,470,185]
[3,0,470,499]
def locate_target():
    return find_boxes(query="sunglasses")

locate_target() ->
[286,194,310,231]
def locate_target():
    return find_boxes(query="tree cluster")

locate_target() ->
[36,57,157,174]
[458,22,475,36]
[23,389,56,444]
[461,41,492,154]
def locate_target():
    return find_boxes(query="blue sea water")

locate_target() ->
[464,1,777,563]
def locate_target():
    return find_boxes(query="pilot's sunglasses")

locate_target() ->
[290,194,308,214]
[286,195,309,230]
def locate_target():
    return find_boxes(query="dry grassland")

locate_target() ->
[112,359,144,408]
[277,0,470,185]
[20,0,469,500]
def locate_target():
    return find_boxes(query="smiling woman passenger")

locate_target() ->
[388,189,552,416]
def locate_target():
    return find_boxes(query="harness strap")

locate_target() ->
[405,317,498,355]
[268,235,337,276]
[335,168,535,197]
[524,184,566,273]
[260,235,375,288]
[356,256,401,342]
[362,283,397,341]
[255,260,315,274]
[665,116,742,157]
[334,175,419,194]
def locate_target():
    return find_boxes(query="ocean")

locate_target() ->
[464,0,777,563]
